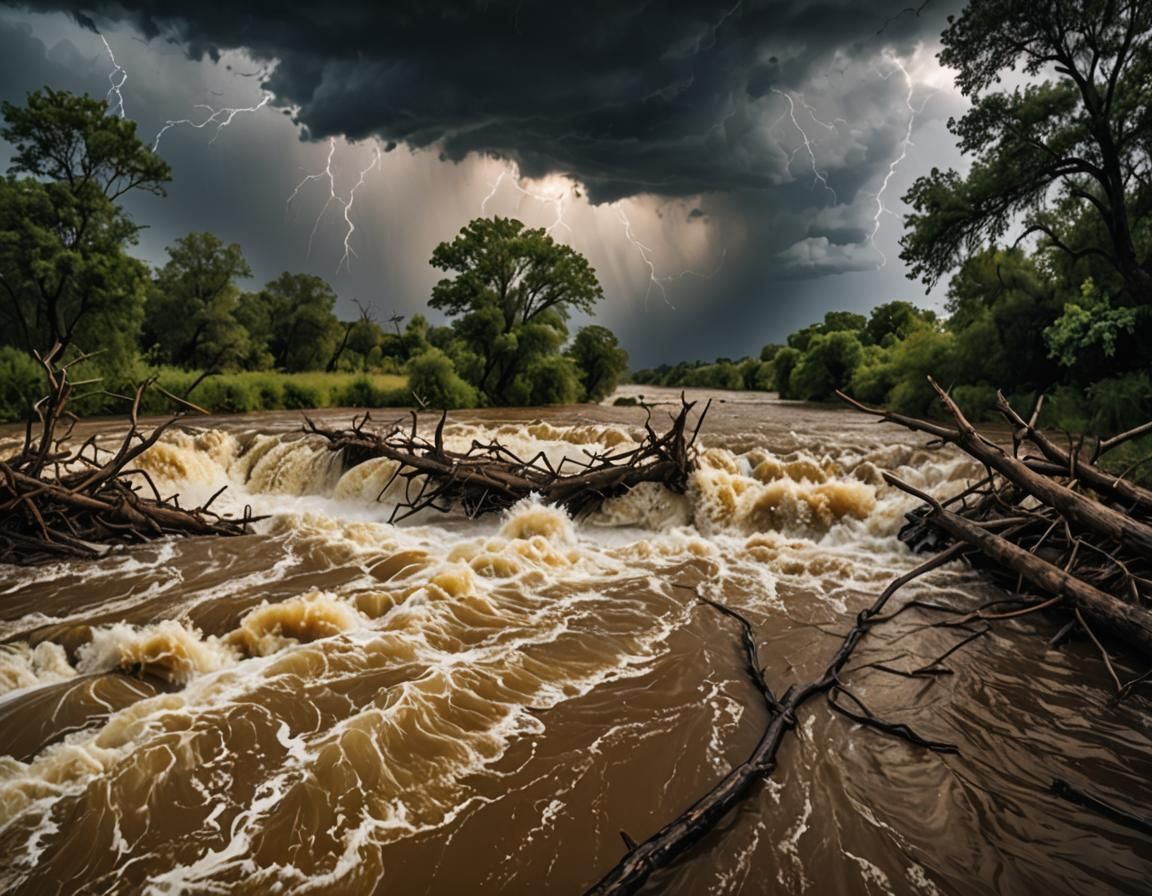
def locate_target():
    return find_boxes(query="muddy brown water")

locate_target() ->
[1,387,1149,895]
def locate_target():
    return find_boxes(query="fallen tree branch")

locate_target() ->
[305,398,708,521]
[1,345,257,565]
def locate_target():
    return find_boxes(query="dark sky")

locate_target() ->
[0,1,968,366]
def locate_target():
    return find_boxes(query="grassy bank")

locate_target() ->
[56,369,410,419]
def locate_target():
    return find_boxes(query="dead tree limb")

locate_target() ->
[305,399,708,521]
[1,346,257,565]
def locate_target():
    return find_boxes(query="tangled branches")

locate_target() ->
[305,398,708,522]
[1,346,255,565]
[840,379,1152,667]
[585,381,1152,894]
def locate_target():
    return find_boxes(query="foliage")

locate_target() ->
[0,90,168,375]
[406,349,479,410]
[1043,297,1141,368]
[143,232,254,371]
[0,347,44,422]
[772,347,802,399]
[566,325,629,402]
[790,331,865,401]
[429,216,603,404]
[902,0,1152,307]
[239,272,342,372]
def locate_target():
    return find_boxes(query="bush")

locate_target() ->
[772,348,802,399]
[950,384,998,422]
[790,331,865,401]
[192,378,258,413]
[0,347,44,422]
[336,376,381,407]
[406,349,479,409]
[282,381,325,410]
[252,376,284,410]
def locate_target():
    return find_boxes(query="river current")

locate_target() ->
[1,387,1149,895]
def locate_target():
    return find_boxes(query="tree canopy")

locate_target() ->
[143,232,254,371]
[429,217,603,404]
[0,90,169,371]
[901,0,1152,306]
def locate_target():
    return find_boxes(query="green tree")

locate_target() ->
[566,325,629,402]
[406,348,478,409]
[143,233,254,370]
[902,0,1152,307]
[772,347,802,399]
[864,301,936,347]
[0,89,170,372]
[945,247,1064,390]
[429,217,603,405]
[790,331,866,401]
[239,272,341,371]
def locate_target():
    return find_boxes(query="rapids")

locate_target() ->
[0,387,1149,895]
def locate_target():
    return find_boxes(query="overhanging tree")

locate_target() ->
[901,0,1152,306]
[0,89,170,372]
[429,216,603,405]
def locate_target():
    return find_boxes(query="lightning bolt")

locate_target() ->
[866,54,932,267]
[338,143,384,271]
[289,138,383,271]
[99,34,127,119]
[480,170,507,216]
[152,92,272,151]
[481,163,573,236]
[615,207,726,310]
[798,94,836,132]
[773,89,838,204]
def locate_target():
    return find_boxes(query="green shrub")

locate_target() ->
[0,347,44,423]
[252,376,284,410]
[950,384,998,422]
[337,376,384,407]
[406,349,478,409]
[282,381,325,410]
[194,378,258,413]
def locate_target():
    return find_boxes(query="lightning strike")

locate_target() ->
[481,164,573,236]
[866,54,932,266]
[799,94,836,131]
[288,138,383,272]
[772,89,838,204]
[99,34,127,118]
[616,207,674,308]
[338,144,384,271]
[152,92,272,151]
[480,170,508,216]
[615,207,726,310]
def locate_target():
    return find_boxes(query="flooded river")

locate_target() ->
[1,387,1149,894]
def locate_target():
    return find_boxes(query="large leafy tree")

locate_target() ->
[238,272,341,371]
[429,216,603,404]
[902,0,1152,306]
[566,325,629,402]
[143,233,254,371]
[0,89,170,372]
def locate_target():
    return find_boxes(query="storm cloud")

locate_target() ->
[0,1,969,364]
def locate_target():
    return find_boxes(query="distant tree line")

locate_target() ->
[0,89,628,420]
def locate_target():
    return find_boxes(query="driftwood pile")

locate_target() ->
[841,378,1152,674]
[0,347,254,565]
[305,399,707,521]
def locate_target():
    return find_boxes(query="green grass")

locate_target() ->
[65,369,412,418]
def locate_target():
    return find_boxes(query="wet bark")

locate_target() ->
[1,345,257,565]
[305,398,708,521]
